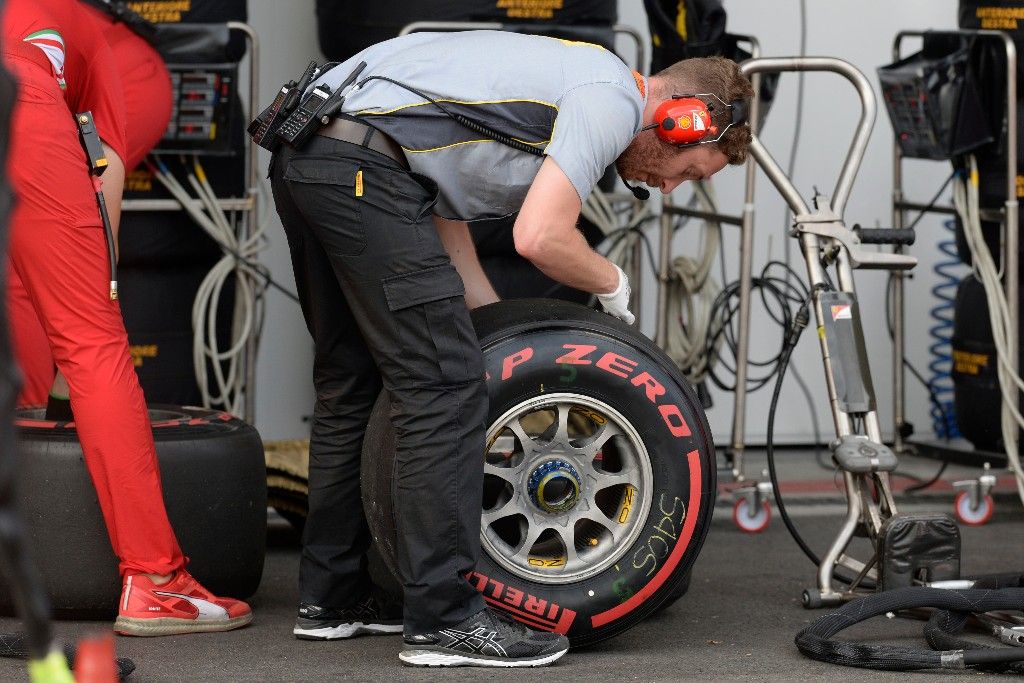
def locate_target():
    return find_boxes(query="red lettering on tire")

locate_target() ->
[659,404,692,437]
[631,371,666,404]
[595,352,639,378]
[554,344,597,365]
[501,347,534,380]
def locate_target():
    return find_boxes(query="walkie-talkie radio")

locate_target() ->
[247,60,320,152]
[273,60,367,150]
[274,83,335,148]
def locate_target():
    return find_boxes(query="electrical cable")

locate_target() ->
[661,181,722,383]
[147,155,275,414]
[705,260,808,393]
[954,155,1024,507]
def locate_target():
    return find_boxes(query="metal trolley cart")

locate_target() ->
[651,35,772,531]
[741,55,925,606]
[121,21,262,423]
[888,29,1018,524]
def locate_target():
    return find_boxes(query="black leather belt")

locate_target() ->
[316,118,408,169]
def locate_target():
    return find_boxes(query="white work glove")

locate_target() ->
[596,264,636,325]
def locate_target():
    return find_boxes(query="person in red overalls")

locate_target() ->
[8,0,173,408]
[2,0,252,636]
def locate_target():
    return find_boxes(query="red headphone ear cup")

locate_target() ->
[652,98,712,146]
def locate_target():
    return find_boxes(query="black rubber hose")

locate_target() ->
[924,575,1024,674]
[795,587,1024,671]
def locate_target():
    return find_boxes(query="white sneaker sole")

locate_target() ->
[399,647,568,668]
[294,622,403,640]
[115,612,253,636]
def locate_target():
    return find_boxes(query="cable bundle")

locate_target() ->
[662,181,721,383]
[705,260,809,393]
[954,155,1024,507]
[148,156,269,415]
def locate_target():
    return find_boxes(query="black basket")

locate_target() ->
[878,33,993,160]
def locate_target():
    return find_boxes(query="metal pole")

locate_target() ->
[655,196,673,348]
[229,21,259,424]
[891,32,907,454]
[1002,35,1019,468]
[728,38,762,480]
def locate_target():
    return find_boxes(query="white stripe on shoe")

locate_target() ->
[152,591,229,620]
[122,575,133,612]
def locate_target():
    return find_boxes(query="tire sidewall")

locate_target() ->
[472,325,715,645]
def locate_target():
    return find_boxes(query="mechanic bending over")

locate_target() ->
[2,0,252,636]
[267,30,753,668]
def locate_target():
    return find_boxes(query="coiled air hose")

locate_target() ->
[927,220,964,439]
[795,586,1024,672]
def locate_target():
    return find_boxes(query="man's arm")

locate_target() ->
[433,216,501,309]
[513,157,618,295]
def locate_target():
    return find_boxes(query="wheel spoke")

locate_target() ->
[555,526,579,565]
[482,497,519,527]
[484,462,518,484]
[588,468,637,491]
[506,418,540,458]
[512,523,545,562]
[578,421,622,458]
[554,403,571,443]
[577,510,622,543]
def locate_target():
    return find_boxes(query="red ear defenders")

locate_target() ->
[644,93,748,147]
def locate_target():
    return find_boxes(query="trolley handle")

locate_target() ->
[853,225,916,246]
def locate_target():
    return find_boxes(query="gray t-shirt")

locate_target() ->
[311,30,647,220]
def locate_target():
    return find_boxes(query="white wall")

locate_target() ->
[248,0,321,441]
[247,0,964,445]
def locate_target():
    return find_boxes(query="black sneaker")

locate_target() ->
[293,592,403,640]
[399,607,569,667]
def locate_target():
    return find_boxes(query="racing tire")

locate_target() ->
[362,299,716,647]
[0,405,266,617]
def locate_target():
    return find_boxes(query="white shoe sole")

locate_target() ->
[294,622,403,640]
[115,612,253,636]
[399,647,568,668]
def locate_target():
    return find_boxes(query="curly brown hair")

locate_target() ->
[651,56,754,165]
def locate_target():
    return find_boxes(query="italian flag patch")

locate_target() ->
[23,29,66,90]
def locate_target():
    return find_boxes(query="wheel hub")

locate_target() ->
[527,460,582,514]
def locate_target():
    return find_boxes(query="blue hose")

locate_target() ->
[927,220,965,438]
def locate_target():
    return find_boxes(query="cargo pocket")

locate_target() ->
[382,265,482,383]
[283,156,365,256]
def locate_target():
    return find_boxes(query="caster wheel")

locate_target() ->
[733,497,771,533]
[802,589,823,609]
[954,491,994,526]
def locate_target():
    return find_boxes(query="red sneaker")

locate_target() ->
[114,571,253,636]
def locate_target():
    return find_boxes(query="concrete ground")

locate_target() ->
[0,449,1021,682]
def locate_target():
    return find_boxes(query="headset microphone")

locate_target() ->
[621,178,650,201]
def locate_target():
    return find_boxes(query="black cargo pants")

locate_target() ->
[270,135,488,633]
